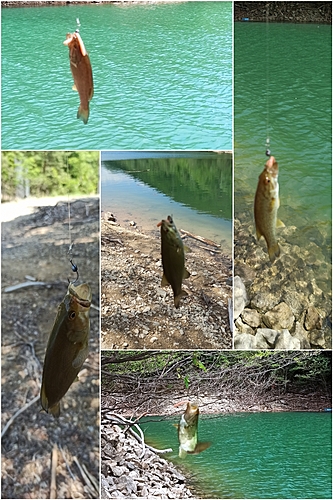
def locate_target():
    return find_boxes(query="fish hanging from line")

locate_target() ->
[40,282,92,417]
[63,30,94,124]
[157,215,190,308]
[176,402,211,459]
[254,155,284,263]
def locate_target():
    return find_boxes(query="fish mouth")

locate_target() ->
[68,283,92,307]
[157,215,175,233]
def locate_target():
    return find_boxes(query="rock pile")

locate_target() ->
[234,215,332,350]
[101,421,193,499]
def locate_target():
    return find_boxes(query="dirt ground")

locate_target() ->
[1,196,100,499]
[101,218,232,350]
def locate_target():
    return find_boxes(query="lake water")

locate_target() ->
[101,151,232,255]
[1,2,232,150]
[141,411,332,499]
[234,21,332,248]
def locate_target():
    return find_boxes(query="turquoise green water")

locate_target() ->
[1,2,232,150]
[101,151,232,254]
[234,22,332,238]
[141,412,332,499]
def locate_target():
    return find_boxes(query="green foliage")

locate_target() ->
[1,151,99,200]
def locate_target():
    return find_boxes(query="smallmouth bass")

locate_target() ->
[157,215,190,308]
[177,402,211,459]
[64,31,94,124]
[254,156,284,262]
[40,282,92,417]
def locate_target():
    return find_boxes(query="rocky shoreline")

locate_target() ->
[234,1,332,24]
[101,417,194,499]
[233,214,332,350]
[101,390,331,499]
[101,218,232,350]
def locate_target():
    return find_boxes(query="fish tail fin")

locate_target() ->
[192,441,212,454]
[174,290,188,309]
[49,403,61,418]
[40,385,60,418]
[268,242,280,263]
[77,105,89,124]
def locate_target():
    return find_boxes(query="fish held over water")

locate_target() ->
[157,215,190,308]
[177,402,211,459]
[63,31,94,124]
[40,282,92,417]
[254,156,284,263]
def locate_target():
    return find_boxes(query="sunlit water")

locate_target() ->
[101,151,232,255]
[1,2,232,150]
[141,412,332,499]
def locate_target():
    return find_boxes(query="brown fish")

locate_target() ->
[177,402,211,459]
[63,31,93,124]
[157,215,190,308]
[40,282,92,417]
[254,156,284,262]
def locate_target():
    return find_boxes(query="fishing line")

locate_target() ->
[66,152,79,284]
[265,2,271,157]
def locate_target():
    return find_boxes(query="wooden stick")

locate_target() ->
[180,229,220,248]
[1,395,39,438]
[50,444,58,499]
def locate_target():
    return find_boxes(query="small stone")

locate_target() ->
[150,336,158,343]
[233,332,256,349]
[234,275,249,319]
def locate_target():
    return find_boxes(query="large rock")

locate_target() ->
[233,333,256,349]
[241,308,261,328]
[234,276,249,319]
[304,305,322,331]
[263,302,295,331]
[255,328,279,348]
[275,330,301,349]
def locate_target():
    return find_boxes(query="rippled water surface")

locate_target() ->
[1,2,232,150]
[234,21,331,235]
[142,412,332,499]
[234,21,332,304]
[101,151,232,255]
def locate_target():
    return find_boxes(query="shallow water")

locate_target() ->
[234,21,331,243]
[101,151,232,255]
[142,411,332,499]
[1,2,232,150]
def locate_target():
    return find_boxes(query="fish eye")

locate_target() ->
[68,310,76,320]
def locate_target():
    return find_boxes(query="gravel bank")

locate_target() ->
[101,218,232,350]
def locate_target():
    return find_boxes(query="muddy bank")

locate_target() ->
[234,1,332,24]
[101,218,232,350]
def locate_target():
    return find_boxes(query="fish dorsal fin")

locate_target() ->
[72,84,78,92]
[184,244,191,253]
[161,274,169,287]
[276,219,285,228]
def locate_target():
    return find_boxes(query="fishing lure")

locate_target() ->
[40,282,92,417]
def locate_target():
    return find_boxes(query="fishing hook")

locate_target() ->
[68,259,79,285]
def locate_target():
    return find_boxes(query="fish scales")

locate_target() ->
[40,282,92,417]
[254,156,283,263]
[157,215,190,308]
[178,402,211,458]
[64,31,94,124]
